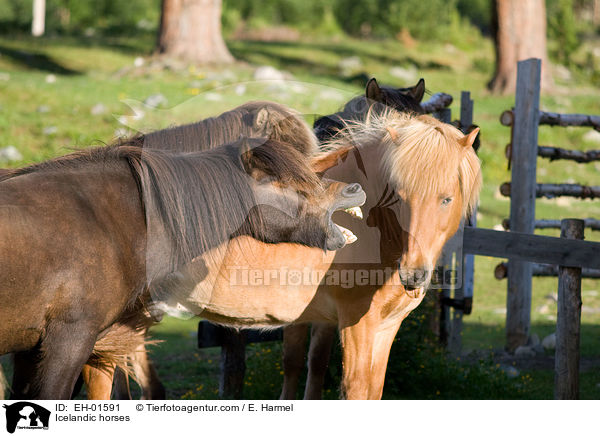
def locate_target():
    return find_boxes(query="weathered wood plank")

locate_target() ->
[500,109,514,126]
[539,111,600,131]
[537,145,600,163]
[219,328,246,399]
[463,227,600,270]
[494,261,600,279]
[421,93,453,114]
[197,321,283,348]
[502,218,600,231]
[555,219,583,400]
[506,58,541,351]
[504,143,600,163]
[447,91,476,354]
[500,182,600,199]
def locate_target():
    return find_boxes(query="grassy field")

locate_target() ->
[1,32,599,399]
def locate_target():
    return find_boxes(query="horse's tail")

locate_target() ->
[89,304,160,382]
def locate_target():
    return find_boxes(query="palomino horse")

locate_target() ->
[1,137,364,399]
[282,77,427,400]
[140,110,480,399]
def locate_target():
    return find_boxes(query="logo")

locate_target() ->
[3,402,50,433]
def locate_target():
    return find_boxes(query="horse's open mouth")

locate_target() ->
[335,207,363,244]
[328,183,366,249]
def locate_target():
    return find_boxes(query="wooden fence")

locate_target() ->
[468,58,600,399]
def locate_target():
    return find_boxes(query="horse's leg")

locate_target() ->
[0,363,6,400]
[338,313,378,400]
[279,323,309,400]
[10,350,39,399]
[367,322,403,399]
[32,322,98,399]
[132,346,166,400]
[303,323,336,400]
[82,362,115,400]
[112,366,132,400]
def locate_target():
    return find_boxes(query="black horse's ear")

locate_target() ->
[408,78,426,103]
[365,78,383,102]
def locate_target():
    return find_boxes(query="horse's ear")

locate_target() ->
[254,107,270,129]
[365,78,383,102]
[408,78,426,103]
[458,127,480,148]
[311,146,353,175]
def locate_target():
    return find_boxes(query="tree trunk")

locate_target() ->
[32,0,45,37]
[488,0,552,94]
[157,0,234,64]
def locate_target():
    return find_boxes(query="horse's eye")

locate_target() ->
[441,197,453,206]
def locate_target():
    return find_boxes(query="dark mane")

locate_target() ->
[0,137,321,278]
[129,137,322,276]
[116,100,317,156]
[0,145,128,182]
[313,86,425,143]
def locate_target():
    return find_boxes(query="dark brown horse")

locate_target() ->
[0,136,365,399]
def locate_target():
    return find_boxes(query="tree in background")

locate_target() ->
[488,0,552,94]
[157,0,233,64]
[31,0,45,36]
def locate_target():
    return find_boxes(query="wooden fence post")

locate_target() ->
[506,58,541,352]
[433,108,453,345]
[218,328,246,399]
[554,219,583,400]
[448,91,475,354]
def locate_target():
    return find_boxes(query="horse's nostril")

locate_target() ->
[400,268,431,288]
[343,183,362,196]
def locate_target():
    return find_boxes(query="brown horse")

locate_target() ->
[1,137,365,399]
[77,100,337,400]
[114,110,480,399]
[282,77,427,400]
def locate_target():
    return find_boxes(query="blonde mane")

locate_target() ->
[321,109,482,215]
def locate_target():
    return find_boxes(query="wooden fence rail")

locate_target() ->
[505,143,600,163]
[501,218,600,231]
[494,262,600,279]
[500,182,600,199]
[501,109,600,130]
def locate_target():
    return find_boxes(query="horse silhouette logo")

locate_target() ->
[3,402,50,433]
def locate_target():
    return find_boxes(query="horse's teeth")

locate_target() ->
[344,206,363,219]
[336,224,357,244]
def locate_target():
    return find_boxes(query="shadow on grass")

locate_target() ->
[228,39,450,85]
[0,44,81,75]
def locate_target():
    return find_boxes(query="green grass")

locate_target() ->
[1,31,599,399]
